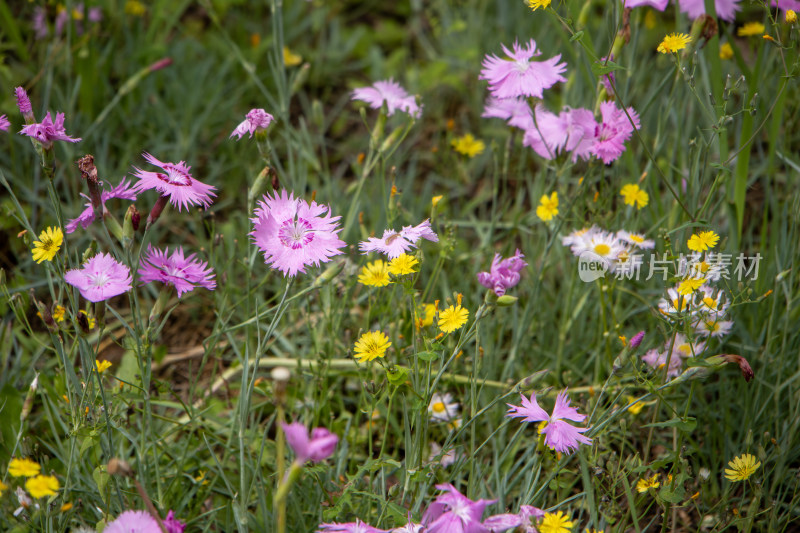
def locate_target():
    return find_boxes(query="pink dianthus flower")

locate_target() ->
[352,80,421,118]
[65,178,138,233]
[138,246,216,297]
[64,253,133,302]
[621,0,669,9]
[19,111,81,145]
[251,190,346,277]
[477,249,527,297]
[483,505,545,533]
[104,511,161,533]
[230,108,274,139]
[132,152,216,211]
[282,421,339,463]
[0,114,9,132]
[359,219,438,259]
[678,0,741,21]
[480,39,567,99]
[163,510,186,533]
[506,390,593,454]
[422,483,496,533]
[317,520,387,533]
[590,101,640,164]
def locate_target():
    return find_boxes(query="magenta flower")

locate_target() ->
[422,484,496,533]
[163,510,186,533]
[590,101,640,165]
[15,87,32,116]
[483,505,545,533]
[630,330,645,348]
[138,246,216,297]
[359,219,438,259]
[104,510,161,533]
[678,0,741,21]
[65,178,138,233]
[477,249,527,297]
[772,0,800,11]
[479,39,567,99]
[132,152,216,211]
[230,108,274,139]
[352,80,421,118]
[64,253,133,302]
[282,421,338,463]
[506,390,593,454]
[0,114,8,132]
[620,0,669,9]
[19,111,81,145]
[250,189,346,277]
[317,520,387,533]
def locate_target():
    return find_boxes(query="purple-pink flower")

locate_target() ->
[19,111,82,145]
[0,114,9,132]
[138,246,216,297]
[132,152,216,211]
[352,80,421,118]
[479,39,567,99]
[772,0,800,11]
[230,108,274,139]
[65,178,138,233]
[282,421,338,463]
[359,219,438,259]
[317,520,387,533]
[104,510,160,533]
[678,0,741,21]
[620,0,669,9]
[422,484,496,533]
[163,510,186,533]
[483,505,545,533]
[522,106,595,161]
[64,253,133,302]
[477,249,527,297]
[506,390,593,454]
[590,101,640,165]
[630,330,645,348]
[250,190,346,277]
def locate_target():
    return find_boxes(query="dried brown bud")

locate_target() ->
[107,458,133,477]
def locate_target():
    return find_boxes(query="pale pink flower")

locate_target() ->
[479,39,567,99]
[506,390,592,454]
[317,520,387,533]
[282,421,338,463]
[137,246,216,297]
[620,0,669,9]
[422,484,496,533]
[0,114,9,132]
[352,80,421,118]
[64,253,133,302]
[678,0,741,21]
[132,152,216,211]
[359,219,438,259]
[477,249,527,296]
[481,97,533,130]
[483,505,545,533]
[66,178,138,233]
[104,510,160,533]
[772,0,800,11]
[250,190,346,277]
[230,108,274,139]
[19,111,81,145]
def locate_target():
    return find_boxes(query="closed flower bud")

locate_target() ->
[496,294,519,306]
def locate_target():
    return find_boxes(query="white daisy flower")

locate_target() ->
[616,230,656,249]
[695,318,734,338]
[428,392,460,422]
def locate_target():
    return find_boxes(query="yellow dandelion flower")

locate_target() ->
[719,42,734,60]
[724,453,761,482]
[787,10,797,23]
[527,0,552,10]
[78,310,96,330]
[539,511,574,533]
[124,0,146,16]
[657,33,691,54]
[438,305,469,333]
[418,303,437,328]
[25,475,59,498]
[95,359,112,373]
[620,183,649,209]
[687,231,719,252]
[358,260,392,287]
[283,46,302,67]
[677,277,705,295]
[431,195,444,208]
[8,457,41,478]
[451,134,485,158]
[626,395,645,415]
[388,254,419,276]
[737,22,765,37]
[636,474,660,492]
[60,502,73,512]
[536,191,559,221]
[353,331,392,363]
[31,226,64,264]
[52,305,66,323]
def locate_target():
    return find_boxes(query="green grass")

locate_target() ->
[1,0,799,532]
